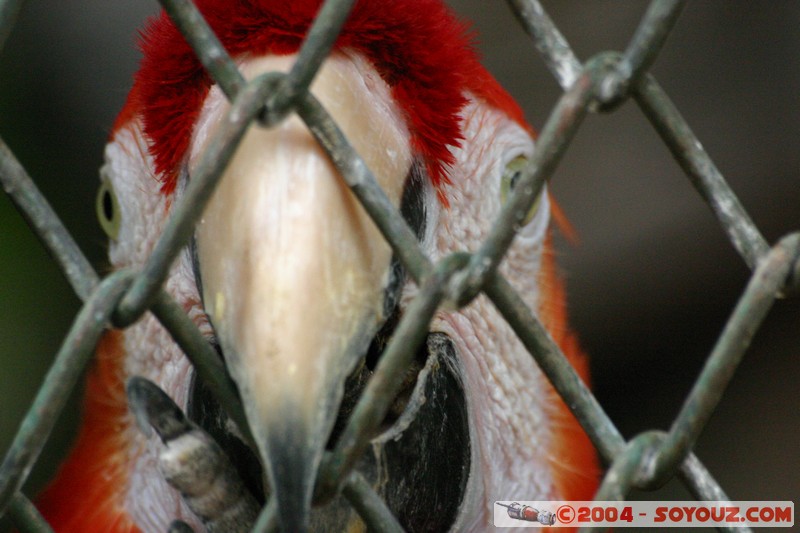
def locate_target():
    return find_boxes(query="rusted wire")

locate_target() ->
[0,0,796,532]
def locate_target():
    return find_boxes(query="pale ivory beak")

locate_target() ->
[192,54,412,532]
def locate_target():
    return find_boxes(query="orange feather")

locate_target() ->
[538,234,599,503]
[37,331,140,533]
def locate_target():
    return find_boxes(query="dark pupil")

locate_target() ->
[102,190,114,221]
[509,170,522,191]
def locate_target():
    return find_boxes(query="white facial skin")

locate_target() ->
[426,99,556,532]
[101,50,554,532]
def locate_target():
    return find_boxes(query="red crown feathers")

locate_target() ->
[121,0,527,200]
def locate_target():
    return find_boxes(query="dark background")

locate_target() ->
[0,1,797,528]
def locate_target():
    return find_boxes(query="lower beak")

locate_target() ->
[193,55,411,532]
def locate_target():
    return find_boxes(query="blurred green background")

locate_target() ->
[1,0,798,530]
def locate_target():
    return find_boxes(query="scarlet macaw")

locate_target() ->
[38,0,597,531]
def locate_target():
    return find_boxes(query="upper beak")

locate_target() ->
[192,54,412,532]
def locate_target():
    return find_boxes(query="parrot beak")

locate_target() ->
[192,55,412,532]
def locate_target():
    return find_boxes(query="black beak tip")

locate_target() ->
[262,420,320,533]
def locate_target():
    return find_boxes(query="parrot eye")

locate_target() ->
[500,155,541,226]
[96,176,121,239]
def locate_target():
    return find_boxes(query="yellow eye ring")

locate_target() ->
[96,176,121,240]
[500,156,541,226]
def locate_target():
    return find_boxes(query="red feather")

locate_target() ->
[37,332,141,532]
[123,0,528,198]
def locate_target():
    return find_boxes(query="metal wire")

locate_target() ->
[1,0,797,532]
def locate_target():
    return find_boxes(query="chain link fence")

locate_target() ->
[1,0,798,531]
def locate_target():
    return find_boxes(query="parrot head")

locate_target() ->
[39,1,597,531]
